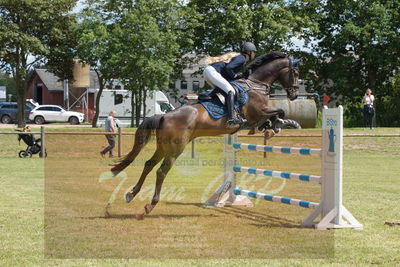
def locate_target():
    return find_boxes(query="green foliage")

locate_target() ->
[77,2,121,79]
[79,0,192,127]
[343,103,363,128]
[315,110,322,128]
[0,0,78,126]
[188,0,318,55]
[76,1,125,127]
[304,0,400,127]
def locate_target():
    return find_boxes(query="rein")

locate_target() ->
[238,57,300,97]
[241,78,271,95]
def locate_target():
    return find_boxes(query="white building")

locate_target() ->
[168,56,208,107]
[0,86,6,101]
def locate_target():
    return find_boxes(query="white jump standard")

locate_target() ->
[205,106,363,230]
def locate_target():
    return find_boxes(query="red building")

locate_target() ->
[26,69,97,122]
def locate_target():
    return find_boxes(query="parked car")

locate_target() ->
[0,102,35,124]
[29,105,85,125]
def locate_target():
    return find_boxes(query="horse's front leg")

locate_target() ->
[256,107,285,132]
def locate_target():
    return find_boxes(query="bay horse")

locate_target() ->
[111,51,301,217]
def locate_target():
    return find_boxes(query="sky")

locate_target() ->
[73,0,85,14]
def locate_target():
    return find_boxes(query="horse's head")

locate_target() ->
[277,58,301,101]
[247,52,301,101]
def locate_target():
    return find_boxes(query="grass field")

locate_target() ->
[0,126,399,266]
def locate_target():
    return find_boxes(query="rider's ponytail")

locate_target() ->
[206,52,240,65]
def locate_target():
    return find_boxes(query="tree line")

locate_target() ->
[0,0,399,127]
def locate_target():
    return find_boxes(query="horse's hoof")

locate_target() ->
[136,213,145,220]
[125,192,134,203]
[144,204,153,214]
[111,170,120,177]
[264,130,276,140]
[273,128,282,134]
[247,128,256,135]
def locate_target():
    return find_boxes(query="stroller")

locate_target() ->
[16,130,47,158]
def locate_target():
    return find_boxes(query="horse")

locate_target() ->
[110,51,301,218]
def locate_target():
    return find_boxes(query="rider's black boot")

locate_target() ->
[227,91,243,125]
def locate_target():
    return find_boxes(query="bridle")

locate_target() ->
[287,58,300,98]
[242,57,300,97]
[288,58,300,88]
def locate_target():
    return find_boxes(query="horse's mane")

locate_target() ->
[247,51,287,71]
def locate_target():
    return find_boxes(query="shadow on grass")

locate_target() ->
[165,201,203,207]
[166,201,301,228]
[82,201,302,228]
[81,213,218,220]
[214,207,301,229]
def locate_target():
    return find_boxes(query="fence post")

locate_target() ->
[118,127,122,157]
[191,139,195,158]
[40,126,45,158]
[263,136,267,158]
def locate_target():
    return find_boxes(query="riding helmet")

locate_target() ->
[241,42,257,53]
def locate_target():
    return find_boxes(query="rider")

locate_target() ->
[203,42,257,125]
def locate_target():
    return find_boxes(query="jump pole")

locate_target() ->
[205,106,363,230]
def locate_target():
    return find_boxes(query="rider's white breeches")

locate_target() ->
[203,66,235,95]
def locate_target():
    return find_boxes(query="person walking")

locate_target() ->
[100,110,117,158]
[203,42,257,125]
[362,88,375,129]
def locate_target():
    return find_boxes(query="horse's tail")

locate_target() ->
[111,115,164,174]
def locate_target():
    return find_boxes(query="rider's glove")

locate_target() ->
[235,73,244,79]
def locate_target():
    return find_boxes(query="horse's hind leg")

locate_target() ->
[143,155,178,215]
[125,148,164,203]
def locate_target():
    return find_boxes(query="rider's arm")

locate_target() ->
[224,55,246,80]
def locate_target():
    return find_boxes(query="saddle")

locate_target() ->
[198,81,249,121]
[198,81,246,106]
[198,81,249,120]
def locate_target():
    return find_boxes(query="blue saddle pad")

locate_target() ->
[199,81,249,119]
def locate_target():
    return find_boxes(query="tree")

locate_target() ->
[0,0,77,127]
[188,0,317,55]
[76,0,192,127]
[76,1,122,127]
[107,0,186,127]
[306,0,400,126]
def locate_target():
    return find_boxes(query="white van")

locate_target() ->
[96,89,174,127]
